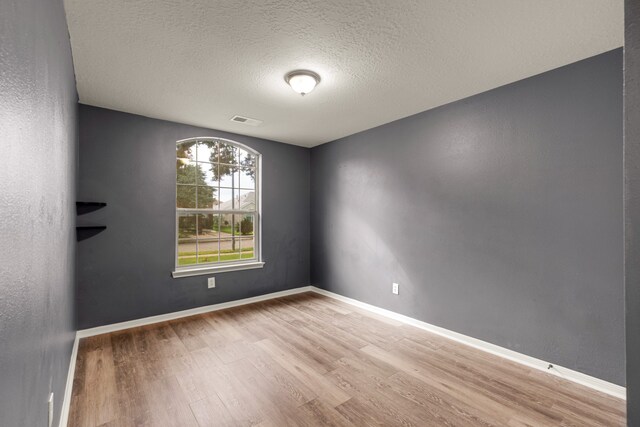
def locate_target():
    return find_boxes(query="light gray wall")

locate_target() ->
[76,105,310,329]
[0,0,77,426]
[311,49,624,385]
[626,0,640,423]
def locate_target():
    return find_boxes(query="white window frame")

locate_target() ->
[172,137,263,278]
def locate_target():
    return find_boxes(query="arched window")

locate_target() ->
[173,137,263,277]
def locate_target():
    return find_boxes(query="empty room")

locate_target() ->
[2,0,640,426]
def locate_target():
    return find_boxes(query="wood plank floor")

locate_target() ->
[68,292,625,426]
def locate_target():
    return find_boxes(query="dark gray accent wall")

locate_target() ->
[76,105,310,329]
[626,0,640,423]
[311,49,624,385]
[0,0,77,426]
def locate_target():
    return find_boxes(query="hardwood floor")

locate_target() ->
[68,292,625,426]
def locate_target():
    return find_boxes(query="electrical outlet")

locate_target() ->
[392,283,399,295]
[207,277,216,289]
[48,393,54,427]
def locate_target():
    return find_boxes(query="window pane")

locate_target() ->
[219,164,240,188]
[178,213,197,238]
[197,186,217,209]
[237,214,254,235]
[196,141,217,163]
[197,213,218,238]
[198,239,219,264]
[219,238,241,262]
[218,143,238,165]
[238,148,256,169]
[177,239,197,266]
[231,214,243,237]
[239,167,255,190]
[240,238,254,259]
[238,189,255,210]
[197,214,219,264]
[231,213,242,252]
[177,141,196,164]
[177,185,196,208]
[215,214,230,237]
[198,162,219,187]
[218,188,236,210]
[178,214,197,265]
[177,161,197,185]
[239,215,254,259]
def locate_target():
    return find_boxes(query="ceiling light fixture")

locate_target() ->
[285,70,321,96]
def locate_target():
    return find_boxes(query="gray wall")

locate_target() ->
[76,105,310,329]
[311,49,624,385]
[0,0,77,426]
[626,0,640,423]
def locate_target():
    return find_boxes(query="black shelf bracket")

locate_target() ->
[76,225,107,230]
[76,201,107,215]
[75,225,107,241]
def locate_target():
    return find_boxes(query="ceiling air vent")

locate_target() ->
[230,115,262,126]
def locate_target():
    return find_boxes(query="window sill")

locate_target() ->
[172,261,265,278]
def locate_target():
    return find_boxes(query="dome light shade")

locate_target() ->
[285,70,320,96]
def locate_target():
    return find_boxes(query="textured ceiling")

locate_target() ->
[64,0,623,147]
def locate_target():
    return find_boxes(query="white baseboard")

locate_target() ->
[59,332,79,427]
[59,282,624,426]
[76,286,313,338]
[59,286,313,425]
[309,286,626,400]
